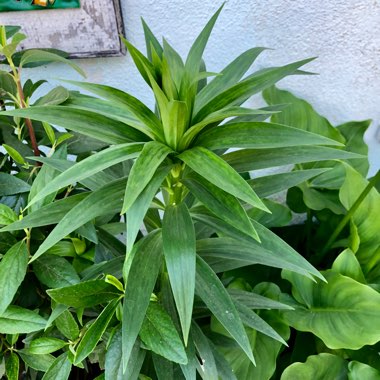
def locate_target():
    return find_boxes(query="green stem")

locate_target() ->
[319,170,380,260]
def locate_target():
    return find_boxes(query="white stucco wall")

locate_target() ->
[23,0,379,175]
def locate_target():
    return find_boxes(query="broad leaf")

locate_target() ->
[179,147,267,212]
[281,353,348,380]
[348,361,380,380]
[47,280,121,308]
[75,299,119,364]
[42,352,71,380]
[195,256,255,364]
[0,306,46,334]
[55,310,79,341]
[5,353,19,380]
[122,231,163,370]
[282,270,380,349]
[163,202,196,344]
[28,338,67,355]
[140,302,187,364]
[0,173,30,196]
[0,204,17,226]
[18,352,55,372]
[0,241,28,314]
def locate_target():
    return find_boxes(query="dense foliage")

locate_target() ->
[0,7,379,380]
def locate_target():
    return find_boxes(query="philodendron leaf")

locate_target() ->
[195,256,255,364]
[282,270,380,349]
[179,146,268,213]
[348,361,380,380]
[163,202,196,344]
[74,299,119,365]
[122,141,173,213]
[47,280,122,308]
[281,353,348,380]
[42,352,71,380]
[140,302,187,364]
[0,306,47,334]
[0,241,28,314]
[122,231,163,370]
[331,249,366,283]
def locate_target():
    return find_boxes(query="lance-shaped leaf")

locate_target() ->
[195,47,267,113]
[74,299,119,365]
[5,353,19,380]
[179,147,268,212]
[163,202,196,344]
[27,338,67,355]
[42,353,71,380]
[249,168,330,198]
[0,173,30,196]
[47,280,122,308]
[193,58,315,123]
[0,241,28,314]
[127,166,171,252]
[30,178,126,262]
[1,107,144,144]
[142,18,163,61]
[62,80,164,141]
[196,122,343,150]
[122,141,173,213]
[140,302,187,364]
[27,143,142,209]
[223,146,362,172]
[0,306,47,334]
[1,193,88,232]
[122,231,163,370]
[183,173,259,240]
[282,270,380,349]
[195,256,255,364]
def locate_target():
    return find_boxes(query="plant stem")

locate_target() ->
[319,170,380,260]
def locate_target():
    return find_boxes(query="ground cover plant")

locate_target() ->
[0,6,380,379]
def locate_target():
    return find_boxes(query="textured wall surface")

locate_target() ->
[23,0,380,174]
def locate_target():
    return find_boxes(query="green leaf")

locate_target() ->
[18,352,55,372]
[47,280,122,308]
[348,361,380,380]
[163,202,196,344]
[183,173,259,240]
[122,231,163,370]
[28,143,142,209]
[224,146,363,172]
[0,173,30,196]
[195,256,255,364]
[249,169,329,198]
[282,270,380,349]
[194,58,315,123]
[331,249,366,283]
[74,299,119,364]
[281,353,348,380]
[339,165,380,277]
[1,193,88,232]
[196,122,343,150]
[33,256,80,288]
[20,49,85,77]
[62,80,164,141]
[30,178,127,262]
[2,107,145,144]
[122,141,173,213]
[28,338,67,355]
[0,241,28,314]
[55,310,79,341]
[195,47,266,113]
[142,18,163,61]
[42,352,71,380]
[2,144,25,165]
[127,166,171,251]
[35,86,69,106]
[5,353,19,380]
[247,199,291,228]
[105,327,146,380]
[191,322,218,379]
[0,306,46,334]
[0,204,17,226]
[262,86,345,143]
[140,302,187,364]
[179,147,267,212]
